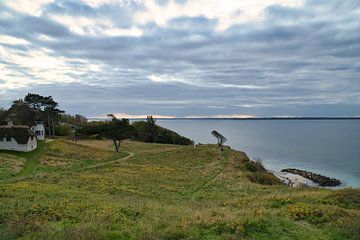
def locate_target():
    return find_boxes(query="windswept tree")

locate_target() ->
[211,130,227,146]
[103,114,134,152]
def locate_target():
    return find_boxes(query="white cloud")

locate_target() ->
[0,35,30,45]
[49,14,143,36]
[148,74,268,89]
[135,0,304,30]
[4,0,54,16]
[185,114,256,118]
[0,45,104,90]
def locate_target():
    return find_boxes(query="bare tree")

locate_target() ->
[211,130,227,146]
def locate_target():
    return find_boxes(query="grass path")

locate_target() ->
[16,141,47,177]
[189,149,230,201]
[0,140,134,183]
[82,151,134,170]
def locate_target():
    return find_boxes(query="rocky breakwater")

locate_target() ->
[281,168,342,187]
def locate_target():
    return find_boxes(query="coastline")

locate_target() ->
[269,168,343,188]
[270,170,318,187]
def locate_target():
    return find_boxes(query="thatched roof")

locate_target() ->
[0,125,36,144]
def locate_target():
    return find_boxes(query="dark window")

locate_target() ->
[0,137,3,142]
[6,136,11,142]
[36,130,41,135]
[31,136,34,140]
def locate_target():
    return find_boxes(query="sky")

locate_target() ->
[0,0,359,118]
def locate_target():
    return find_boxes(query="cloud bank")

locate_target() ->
[0,0,359,118]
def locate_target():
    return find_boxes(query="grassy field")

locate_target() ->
[0,139,359,239]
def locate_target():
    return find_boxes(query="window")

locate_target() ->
[6,136,11,142]
[36,130,41,135]
[31,136,34,140]
[0,137,3,142]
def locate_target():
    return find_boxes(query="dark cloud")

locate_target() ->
[0,0,359,117]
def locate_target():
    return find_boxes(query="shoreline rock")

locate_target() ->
[281,168,342,187]
[270,170,317,187]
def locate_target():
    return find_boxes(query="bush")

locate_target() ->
[287,203,347,225]
[247,172,282,185]
[132,121,192,145]
[322,189,360,209]
[55,125,73,136]
[244,160,266,172]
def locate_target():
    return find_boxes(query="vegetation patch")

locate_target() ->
[244,160,266,172]
[1,140,360,239]
[0,154,26,179]
[247,172,283,185]
[322,188,360,209]
[286,202,347,225]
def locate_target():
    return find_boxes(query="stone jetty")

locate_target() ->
[281,168,342,187]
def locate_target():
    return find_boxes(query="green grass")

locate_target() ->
[0,139,359,239]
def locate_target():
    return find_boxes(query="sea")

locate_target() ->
[157,119,360,188]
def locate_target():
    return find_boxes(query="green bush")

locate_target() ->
[322,189,360,209]
[132,121,192,145]
[244,160,266,172]
[55,125,73,136]
[247,172,282,185]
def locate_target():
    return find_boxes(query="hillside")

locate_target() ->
[0,140,359,239]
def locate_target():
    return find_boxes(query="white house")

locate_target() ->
[0,122,37,152]
[31,121,45,140]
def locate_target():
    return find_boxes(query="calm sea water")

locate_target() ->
[157,119,360,188]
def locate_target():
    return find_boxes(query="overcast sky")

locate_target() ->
[0,0,359,118]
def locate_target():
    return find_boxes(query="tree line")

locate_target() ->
[77,115,193,152]
[0,93,87,137]
[0,93,193,151]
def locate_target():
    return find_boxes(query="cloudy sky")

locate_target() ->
[0,0,359,118]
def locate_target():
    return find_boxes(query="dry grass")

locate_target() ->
[0,154,26,179]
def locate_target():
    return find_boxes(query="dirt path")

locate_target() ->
[0,150,134,183]
[83,151,134,170]
[189,150,229,201]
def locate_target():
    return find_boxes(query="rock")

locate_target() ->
[281,168,342,187]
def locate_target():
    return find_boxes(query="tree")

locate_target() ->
[0,107,6,122]
[24,93,64,137]
[103,114,134,152]
[145,115,157,143]
[211,130,227,146]
[40,96,64,137]
[59,114,87,125]
[6,100,39,126]
[24,93,45,110]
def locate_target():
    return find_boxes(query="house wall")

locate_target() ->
[31,124,45,140]
[0,136,37,152]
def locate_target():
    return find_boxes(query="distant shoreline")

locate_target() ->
[156,117,360,120]
[89,117,360,121]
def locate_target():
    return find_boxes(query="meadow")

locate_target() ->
[0,139,359,239]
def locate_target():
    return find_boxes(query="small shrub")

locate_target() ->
[242,218,268,237]
[287,203,321,220]
[247,172,282,185]
[268,196,294,208]
[244,160,265,172]
[287,203,347,225]
[322,189,360,209]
